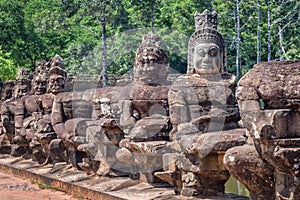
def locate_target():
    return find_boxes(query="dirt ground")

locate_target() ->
[0,171,82,200]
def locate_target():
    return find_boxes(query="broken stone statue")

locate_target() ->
[224,60,300,200]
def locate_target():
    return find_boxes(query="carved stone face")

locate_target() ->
[1,89,12,101]
[135,62,164,84]
[13,84,30,99]
[47,74,65,94]
[1,82,14,101]
[193,43,221,74]
[32,75,47,95]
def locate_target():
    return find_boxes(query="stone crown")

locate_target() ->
[134,33,168,67]
[48,66,67,77]
[194,9,218,31]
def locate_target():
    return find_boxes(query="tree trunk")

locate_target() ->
[278,21,285,60]
[101,5,108,87]
[267,0,271,61]
[256,0,261,63]
[152,0,155,34]
[236,0,241,79]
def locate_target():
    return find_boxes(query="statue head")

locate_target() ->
[188,10,226,75]
[47,66,67,94]
[134,33,168,84]
[31,74,47,95]
[12,79,31,100]
[31,60,50,95]
[1,80,15,101]
[11,68,32,99]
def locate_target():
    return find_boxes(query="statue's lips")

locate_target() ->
[52,86,61,89]
[200,65,212,69]
[35,88,45,93]
[35,91,44,95]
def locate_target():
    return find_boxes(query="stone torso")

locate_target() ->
[130,84,169,119]
[169,73,240,130]
[40,94,55,115]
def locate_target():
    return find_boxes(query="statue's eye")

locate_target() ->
[197,48,205,57]
[209,48,218,57]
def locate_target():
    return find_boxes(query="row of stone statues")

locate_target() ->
[0,9,299,200]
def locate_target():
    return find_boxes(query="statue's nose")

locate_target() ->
[203,54,211,63]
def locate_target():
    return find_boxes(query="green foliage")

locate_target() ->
[0,46,18,81]
[30,180,59,191]
[0,0,298,80]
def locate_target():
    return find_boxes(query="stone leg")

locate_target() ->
[10,144,26,157]
[30,136,46,164]
[224,145,275,200]
[47,139,68,165]
[13,128,35,158]
[180,153,230,197]
[154,154,181,194]
[0,134,11,154]
[275,171,300,200]
[81,125,118,176]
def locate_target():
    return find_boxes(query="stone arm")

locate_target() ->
[168,88,201,140]
[14,99,26,137]
[1,100,20,136]
[119,99,136,135]
[236,86,261,113]
[51,98,67,140]
[0,102,9,125]
[0,102,10,134]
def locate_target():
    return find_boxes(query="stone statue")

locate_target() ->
[13,56,67,162]
[13,71,48,159]
[51,80,126,175]
[0,80,15,153]
[114,33,172,182]
[224,60,300,200]
[155,10,246,197]
[29,63,68,164]
[75,87,124,175]
[50,90,94,167]
[119,33,169,140]
[0,69,31,156]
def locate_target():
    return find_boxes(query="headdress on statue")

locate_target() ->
[134,33,168,68]
[15,78,31,87]
[34,60,50,77]
[13,69,31,99]
[15,68,32,87]
[48,66,67,78]
[188,9,227,73]
[49,54,64,68]
[2,80,15,90]
[16,68,32,80]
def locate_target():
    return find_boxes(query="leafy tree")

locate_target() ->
[0,0,298,81]
[0,46,17,81]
